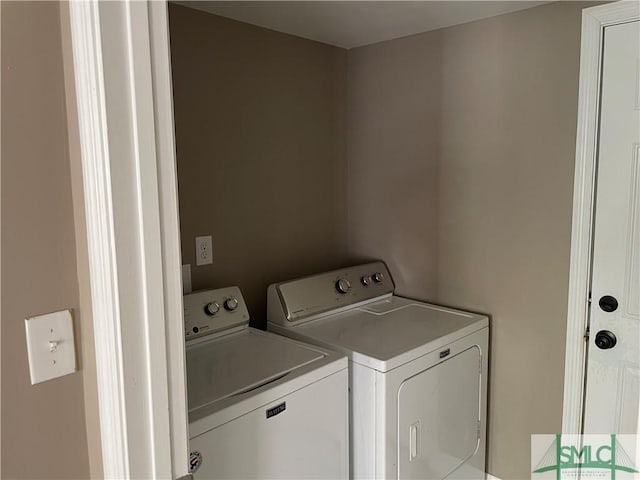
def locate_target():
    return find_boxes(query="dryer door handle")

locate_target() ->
[410,422,420,461]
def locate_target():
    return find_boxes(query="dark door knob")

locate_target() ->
[595,330,617,350]
[599,295,618,312]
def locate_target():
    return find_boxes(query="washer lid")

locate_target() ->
[186,328,325,414]
[293,296,488,372]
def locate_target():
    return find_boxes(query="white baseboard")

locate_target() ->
[486,474,502,480]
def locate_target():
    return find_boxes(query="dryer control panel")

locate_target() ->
[183,286,250,341]
[267,261,394,326]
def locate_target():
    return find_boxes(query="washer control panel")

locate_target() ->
[183,286,250,341]
[267,261,394,325]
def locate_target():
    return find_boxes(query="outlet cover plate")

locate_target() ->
[24,309,77,385]
[195,235,213,266]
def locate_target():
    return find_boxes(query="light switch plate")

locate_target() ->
[24,309,77,385]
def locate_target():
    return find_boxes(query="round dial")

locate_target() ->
[373,272,385,283]
[335,278,351,294]
[204,302,220,316]
[361,276,371,287]
[224,297,239,311]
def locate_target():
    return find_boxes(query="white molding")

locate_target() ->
[123,1,174,475]
[148,1,190,476]
[68,2,129,476]
[69,0,187,477]
[562,1,640,435]
[583,0,640,27]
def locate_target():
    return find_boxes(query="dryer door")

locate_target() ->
[397,346,481,479]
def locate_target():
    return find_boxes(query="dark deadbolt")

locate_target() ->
[598,295,618,313]
[595,330,617,350]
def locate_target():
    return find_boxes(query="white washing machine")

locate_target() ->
[267,262,489,480]
[184,286,349,479]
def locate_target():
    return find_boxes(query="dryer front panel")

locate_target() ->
[397,346,481,479]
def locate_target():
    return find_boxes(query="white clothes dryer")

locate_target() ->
[184,286,349,479]
[267,262,489,480]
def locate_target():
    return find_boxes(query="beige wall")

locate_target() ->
[1,2,92,478]
[169,5,350,325]
[347,28,442,300]
[348,2,592,478]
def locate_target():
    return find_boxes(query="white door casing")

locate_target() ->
[583,19,640,434]
[148,1,190,474]
[563,1,640,435]
[68,0,189,477]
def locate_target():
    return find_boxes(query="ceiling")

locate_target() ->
[174,1,551,49]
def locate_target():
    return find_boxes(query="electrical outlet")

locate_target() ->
[195,236,213,266]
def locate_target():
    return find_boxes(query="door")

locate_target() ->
[583,20,640,434]
[397,347,482,479]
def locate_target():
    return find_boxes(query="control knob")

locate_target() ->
[335,278,351,294]
[361,276,371,287]
[373,272,384,283]
[224,297,239,311]
[204,302,220,316]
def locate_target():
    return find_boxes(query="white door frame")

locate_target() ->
[68,1,188,477]
[562,0,640,435]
